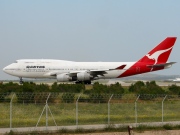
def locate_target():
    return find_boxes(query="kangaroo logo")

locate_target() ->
[146,46,173,65]
[146,46,173,71]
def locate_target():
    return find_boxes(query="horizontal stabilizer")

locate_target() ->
[147,62,176,68]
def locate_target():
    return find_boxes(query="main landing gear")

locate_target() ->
[75,80,91,84]
[19,77,24,84]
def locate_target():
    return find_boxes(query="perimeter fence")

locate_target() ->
[0,92,180,129]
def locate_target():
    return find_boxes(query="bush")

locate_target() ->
[129,81,145,93]
[89,94,108,103]
[16,92,35,103]
[163,124,173,130]
[129,81,166,96]
[61,93,75,103]
[168,84,180,95]
[52,83,85,93]
[91,82,124,94]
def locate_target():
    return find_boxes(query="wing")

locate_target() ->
[49,64,126,78]
[89,64,127,77]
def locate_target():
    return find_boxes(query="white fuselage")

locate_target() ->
[173,78,180,82]
[3,59,135,80]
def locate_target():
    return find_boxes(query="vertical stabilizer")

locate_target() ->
[138,37,176,64]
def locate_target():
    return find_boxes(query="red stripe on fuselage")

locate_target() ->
[117,62,163,78]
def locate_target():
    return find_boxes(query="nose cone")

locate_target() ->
[3,66,7,72]
[3,63,19,76]
[3,64,13,74]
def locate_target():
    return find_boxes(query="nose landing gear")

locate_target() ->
[19,77,24,84]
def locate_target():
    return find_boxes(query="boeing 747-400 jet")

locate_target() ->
[3,37,177,84]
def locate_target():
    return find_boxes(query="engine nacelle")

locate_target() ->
[57,74,72,82]
[77,72,91,81]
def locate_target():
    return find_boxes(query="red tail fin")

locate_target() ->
[138,37,177,64]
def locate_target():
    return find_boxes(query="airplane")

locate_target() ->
[3,37,177,84]
[173,78,180,82]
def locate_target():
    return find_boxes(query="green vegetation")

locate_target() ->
[0,81,180,129]
[1,81,180,95]
[1,80,180,104]
[0,99,180,128]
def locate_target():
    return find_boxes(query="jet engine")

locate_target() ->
[57,74,72,82]
[77,72,92,81]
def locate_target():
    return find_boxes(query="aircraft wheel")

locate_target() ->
[19,77,24,84]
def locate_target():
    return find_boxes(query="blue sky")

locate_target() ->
[0,0,180,80]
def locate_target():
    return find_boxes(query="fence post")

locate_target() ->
[46,93,51,130]
[10,93,15,131]
[135,95,140,125]
[162,95,167,122]
[108,94,113,125]
[76,94,81,127]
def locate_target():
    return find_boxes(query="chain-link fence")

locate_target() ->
[0,93,180,130]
